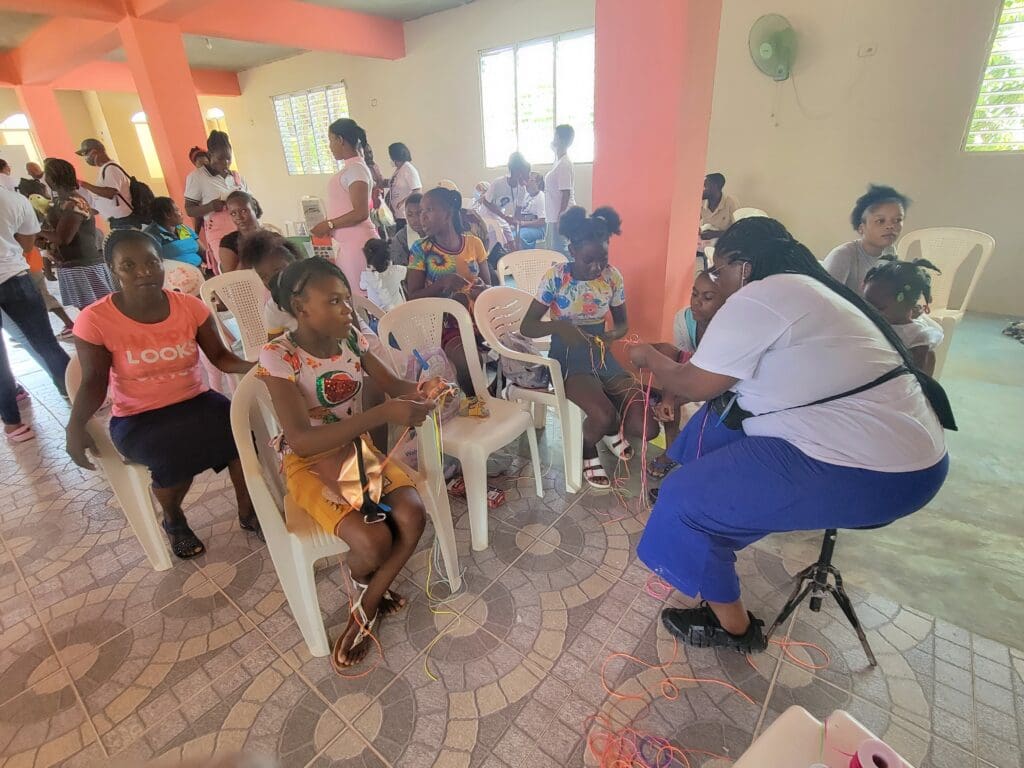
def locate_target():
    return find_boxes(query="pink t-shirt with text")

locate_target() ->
[74,291,212,417]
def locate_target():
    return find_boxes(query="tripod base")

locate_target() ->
[766,531,877,667]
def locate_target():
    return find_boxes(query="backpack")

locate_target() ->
[103,162,155,224]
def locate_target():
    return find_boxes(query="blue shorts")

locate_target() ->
[638,404,949,603]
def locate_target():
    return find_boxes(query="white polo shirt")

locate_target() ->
[389,162,422,219]
[92,162,133,221]
[0,188,41,285]
[543,156,575,224]
[184,166,248,204]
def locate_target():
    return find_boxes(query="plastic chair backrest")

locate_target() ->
[162,261,205,296]
[351,294,386,328]
[895,227,995,314]
[733,207,767,221]
[932,314,958,380]
[377,298,489,400]
[230,371,287,515]
[496,250,567,297]
[200,270,268,362]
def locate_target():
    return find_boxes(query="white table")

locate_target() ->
[733,706,913,768]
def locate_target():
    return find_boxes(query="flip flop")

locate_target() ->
[646,454,677,479]
[601,434,634,461]
[5,424,35,443]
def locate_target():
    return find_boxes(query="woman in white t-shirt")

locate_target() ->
[515,172,546,249]
[184,131,249,273]
[627,217,952,655]
[360,238,406,312]
[310,119,378,296]
[543,124,576,253]
[384,143,421,233]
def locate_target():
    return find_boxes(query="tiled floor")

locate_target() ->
[1,346,1021,767]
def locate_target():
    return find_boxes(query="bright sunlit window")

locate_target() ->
[272,83,350,175]
[965,0,1024,152]
[0,113,42,165]
[131,112,164,179]
[479,29,595,168]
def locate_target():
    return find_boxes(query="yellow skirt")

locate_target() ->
[282,442,414,535]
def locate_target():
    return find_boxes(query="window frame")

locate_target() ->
[962,0,1024,155]
[271,82,351,176]
[477,27,596,170]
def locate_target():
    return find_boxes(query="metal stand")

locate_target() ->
[766,529,877,666]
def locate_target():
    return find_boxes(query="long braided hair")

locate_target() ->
[714,217,956,430]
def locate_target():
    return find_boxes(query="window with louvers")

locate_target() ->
[965,0,1024,153]
[273,84,351,175]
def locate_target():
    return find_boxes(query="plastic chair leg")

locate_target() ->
[564,403,584,493]
[462,452,490,552]
[101,458,173,572]
[275,544,330,657]
[421,480,462,592]
[525,421,543,499]
[532,402,547,429]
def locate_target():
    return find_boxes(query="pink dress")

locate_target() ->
[327,157,377,295]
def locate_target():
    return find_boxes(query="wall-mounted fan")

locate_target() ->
[749,14,797,81]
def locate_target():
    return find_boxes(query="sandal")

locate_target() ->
[601,433,634,461]
[647,454,677,479]
[583,456,611,489]
[660,602,767,655]
[352,576,406,616]
[331,591,378,671]
[238,513,265,542]
[161,519,205,559]
[4,424,35,443]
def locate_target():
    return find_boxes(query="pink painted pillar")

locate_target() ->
[117,17,207,202]
[15,85,82,173]
[593,0,722,342]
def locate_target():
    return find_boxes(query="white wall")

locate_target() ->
[706,0,1021,316]
[225,0,595,229]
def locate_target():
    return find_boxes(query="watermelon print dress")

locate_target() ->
[257,331,413,534]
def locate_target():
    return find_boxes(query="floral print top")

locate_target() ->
[536,263,626,326]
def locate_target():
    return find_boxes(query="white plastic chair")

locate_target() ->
[65,355,172,571]
[896,227,995,321]
[162,261,205,296]
[474,287,583,493]
[495,249,567,296]
[351,294,386,329]
[200,270,268,362]
[931,314,958,380]
[377,298,544,551]
[733,207,767,221]
[229,370,462,657]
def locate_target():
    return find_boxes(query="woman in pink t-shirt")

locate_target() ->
[65,230,257,559]
[309,118,377,295]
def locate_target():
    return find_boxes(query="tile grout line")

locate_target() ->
[0,522,110,759]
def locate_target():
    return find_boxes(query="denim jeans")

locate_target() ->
[519,226,545,249]
[0,273,70,424]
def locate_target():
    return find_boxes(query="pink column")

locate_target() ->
[592,0,722,341]
[117,16,207,202]
[15,85,82,173]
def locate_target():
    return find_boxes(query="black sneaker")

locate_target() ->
[661,602,767,654]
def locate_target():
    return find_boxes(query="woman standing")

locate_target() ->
[628,217,951,653]
[184,130,249,274]
[310,119,377,295]
[544,124,576,253]
[218,191,263,272]
[385,142,422,232]
[40,158,114,311]
[66,231,259,558]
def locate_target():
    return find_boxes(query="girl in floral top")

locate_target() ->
[406,186,494,418]
[257,258,444,669]
[521,206,656,488]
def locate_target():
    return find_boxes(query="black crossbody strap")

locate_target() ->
[799,366,910,409]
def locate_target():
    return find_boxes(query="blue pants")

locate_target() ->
[638,404,949,603]
[0,274,70,424]
[518,226,545,249]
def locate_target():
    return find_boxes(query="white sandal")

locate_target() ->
[601,433,634,461]
[351,576,404,614]
[583,456,611,489]
[331,588,378,671]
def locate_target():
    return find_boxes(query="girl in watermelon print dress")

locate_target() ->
[257,258,447,670]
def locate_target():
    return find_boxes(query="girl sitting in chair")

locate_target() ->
[520,206,657,488]
[257,258,445,669]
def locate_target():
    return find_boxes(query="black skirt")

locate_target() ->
[109,391,238,489]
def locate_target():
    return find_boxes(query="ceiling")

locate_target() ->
[106,35,303,71]
[301,0,475,21]
[0,12,47,50]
